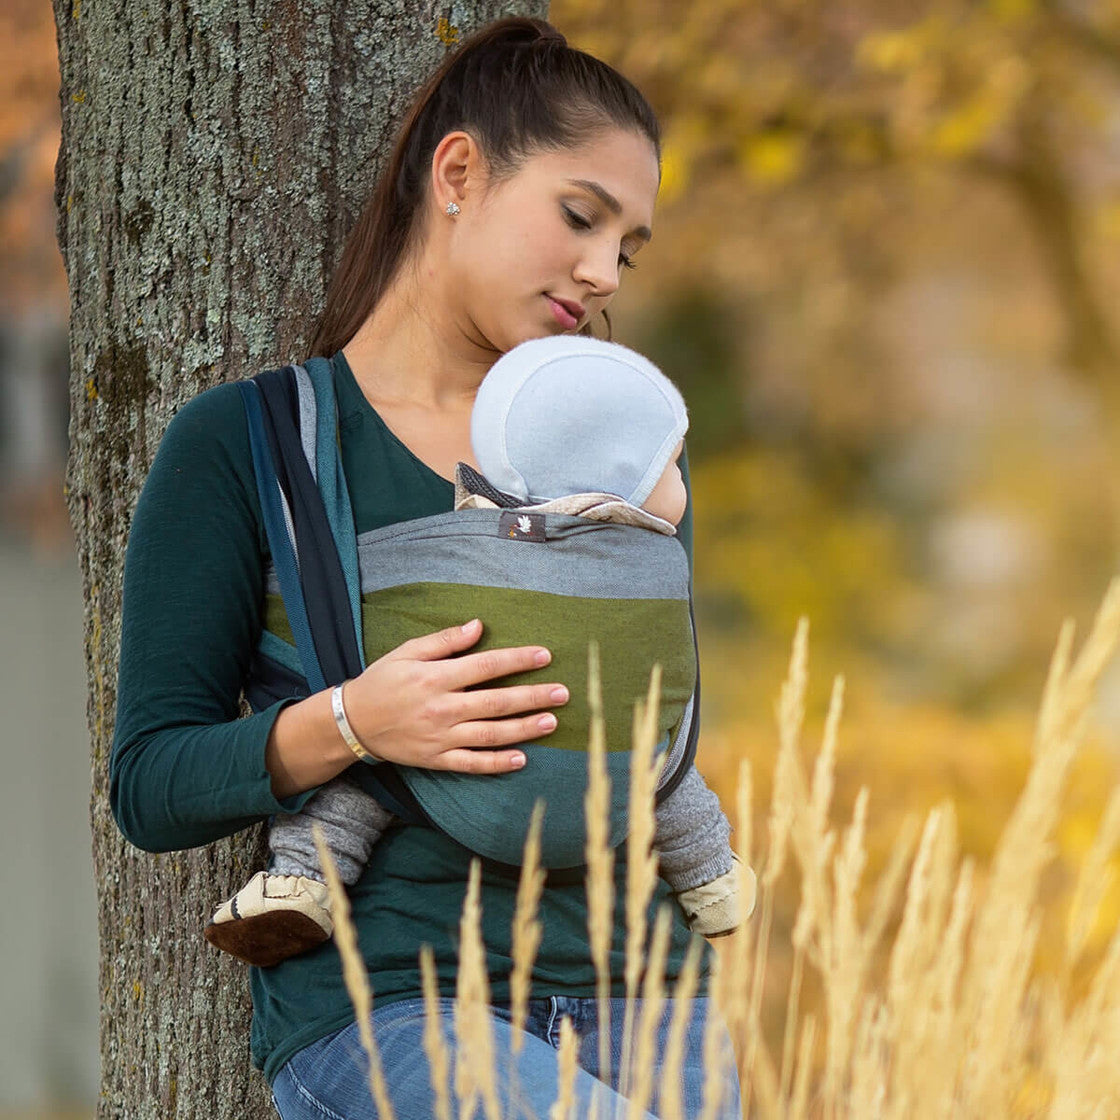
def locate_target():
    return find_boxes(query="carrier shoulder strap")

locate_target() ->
[238,362,364,691]
[238,360,431,825]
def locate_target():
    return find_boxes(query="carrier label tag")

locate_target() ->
[499,511,546,542]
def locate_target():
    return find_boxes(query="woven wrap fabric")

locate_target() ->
[242,361,698,869]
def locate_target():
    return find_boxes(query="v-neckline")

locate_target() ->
[332,351,457,488]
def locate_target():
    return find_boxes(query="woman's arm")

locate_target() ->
[111,383,570,844]
[111,384,305,851]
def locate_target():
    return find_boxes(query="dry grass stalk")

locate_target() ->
[419,945,453,1120]
[549,1015,579,1120]
[1048,919,1120,1116]
[453,859,501,1120]
[627,905,673,1119]
[847,999,888,1119]
[317,582,1120,1120]
[717,757,756,1072]
[778,940,805,1110]
[1065,782,1120,974]
[619,664,665,1097]
[584,641,616,1090]
[767,616,810,887]
[957,579,1120,1113]
[698,967,737,1120]
[311,824,397,1120]
[510,800,547,1053]
[657,934,704,1120]
[788,1014,817,1120]
[743,617,811,1116]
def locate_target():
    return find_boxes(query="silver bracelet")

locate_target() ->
[331,683,378,764]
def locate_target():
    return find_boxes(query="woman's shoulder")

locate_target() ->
[161,380,247,449]
[137,380,260,528]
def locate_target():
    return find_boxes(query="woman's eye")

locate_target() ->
[619,253,637,271]
[562,206,592,230]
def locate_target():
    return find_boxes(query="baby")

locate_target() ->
[206,336,755,967]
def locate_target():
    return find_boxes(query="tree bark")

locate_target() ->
[52,2,546,1115]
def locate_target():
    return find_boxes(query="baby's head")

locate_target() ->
[472,336,690,525]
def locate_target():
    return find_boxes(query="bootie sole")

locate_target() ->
[204,911,330,968]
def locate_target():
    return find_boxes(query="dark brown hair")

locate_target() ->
[308,17,661,357]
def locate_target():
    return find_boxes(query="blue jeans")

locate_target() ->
[272,995,740,1119]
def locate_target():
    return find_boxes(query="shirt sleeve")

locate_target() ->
[110,382,316,853]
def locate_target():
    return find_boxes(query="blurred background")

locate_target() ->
[5,0,1120,1115]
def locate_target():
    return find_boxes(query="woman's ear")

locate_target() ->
[430,130,480,214]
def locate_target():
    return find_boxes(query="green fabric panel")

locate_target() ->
[359,582,695,753]
[264,579,695,753]
[264,594,295,647]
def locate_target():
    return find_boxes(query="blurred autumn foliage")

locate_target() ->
[4,0,1120,1103]
[552,0,1120,1024]
[0,0,70,550]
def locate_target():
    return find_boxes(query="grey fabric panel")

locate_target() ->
[354,509,690,600]
[656,693,694,794]
[293,364,318,483]
[278,485,299,576]
[653,765,734,892]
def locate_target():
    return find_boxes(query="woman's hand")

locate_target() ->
[264,618,568,798]
[343,618,568,772]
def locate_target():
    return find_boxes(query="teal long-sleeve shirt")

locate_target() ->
[111,351,705,1081]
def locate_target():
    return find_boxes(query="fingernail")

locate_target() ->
[538,714,557,732]
[534,648,551,666]
[550,686,569,704]
[461,619,479,633]
[510,752,526,769]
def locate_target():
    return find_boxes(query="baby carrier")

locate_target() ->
[239,359,701,869]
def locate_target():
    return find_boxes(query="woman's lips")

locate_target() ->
[545,295,580,330]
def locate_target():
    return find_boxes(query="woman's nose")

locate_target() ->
[573,242,621,299]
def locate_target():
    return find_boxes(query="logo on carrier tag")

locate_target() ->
[500,511,546,542]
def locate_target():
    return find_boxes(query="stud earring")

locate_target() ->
[445,201,461,217]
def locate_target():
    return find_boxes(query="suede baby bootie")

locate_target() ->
[205,871,333,967]
[676,855,758,938]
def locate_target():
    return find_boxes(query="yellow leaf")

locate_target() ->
[858,28,927,74]
[931,96,1000,157]
[657,143,689,205]
[738,132,805,186]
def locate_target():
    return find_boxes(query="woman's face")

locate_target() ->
[444,127,660,354]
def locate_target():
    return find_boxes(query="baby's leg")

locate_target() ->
[205,778,393,966]
[655,765,733,892]
[269,776,394,885]
[656,766,755,937]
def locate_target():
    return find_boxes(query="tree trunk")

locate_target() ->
[52,2,546,1115]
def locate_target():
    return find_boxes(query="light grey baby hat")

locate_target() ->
[471,335,689,507]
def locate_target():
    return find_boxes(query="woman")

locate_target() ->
[111,17,740,1118]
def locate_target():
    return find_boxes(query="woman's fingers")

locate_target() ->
[432,747,531,775]
[451,682,569,722]
[451,711,558,751]
[348,620,568,770]
[385,621,553,690]
[442,643,554,690]
[436,709,560,771]
[389,618,486,662]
